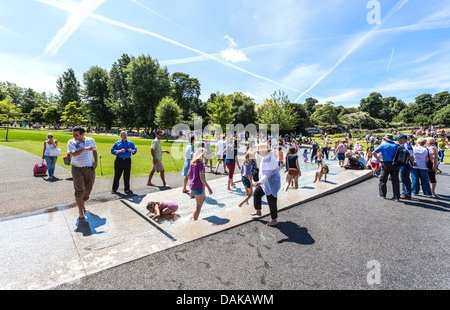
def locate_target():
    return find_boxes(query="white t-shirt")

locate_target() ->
[216,140,227,156]
[67,137,97,167]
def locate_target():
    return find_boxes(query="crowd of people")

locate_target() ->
[40,126,448,224]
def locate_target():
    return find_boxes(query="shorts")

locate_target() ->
[182,159,190,176]
[428,170,437,183]
[278,161,284,167]
[226,162,235,179]
[71,166,95,200]
[241,176,251,188]
[151,158,164,173]
[371,162,380,169]
[191,188,205,196]
[337,153,345,161]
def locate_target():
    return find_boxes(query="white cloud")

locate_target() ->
[220,48,249,63]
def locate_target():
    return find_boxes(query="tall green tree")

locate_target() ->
[83,66,115,130]
[432,91,450,112]
[108,54,134,128]
[229,92,256,126]
[126,55,170,129]
[304,97,318,114]
[56,68,81,110]
[360,92,383,119]
[415,93,434,116]
[170,72,201,121]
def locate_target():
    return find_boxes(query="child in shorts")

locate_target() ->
[238,152,253,207]
[146,200,179,221]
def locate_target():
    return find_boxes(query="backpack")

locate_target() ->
[394,145,410,167]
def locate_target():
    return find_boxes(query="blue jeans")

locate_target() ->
[411,168,431,196]
[399,166,412,198]
[44,155,58,177]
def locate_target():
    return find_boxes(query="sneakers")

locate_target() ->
[400,195,411,200]
[377,195,386,199]
[391,197,400,202]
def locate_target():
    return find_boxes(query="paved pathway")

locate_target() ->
[1,144,448,290]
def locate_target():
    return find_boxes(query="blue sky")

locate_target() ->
[1,0,450,107]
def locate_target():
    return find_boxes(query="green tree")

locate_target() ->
[0,98,23,141]
[83,66,115,129]
[108,54,134,128]
[170,72,201,121]
[43,105,62,125]
[310,101,339,127]
[340,111,378,129]
[433,105,450,126]
[126,54,171,129]
[207,93,234,132]
[60,101,84,125]
[229,92,256,126]
[304,97,318,114]
[155,97,183,140]
[415,93,434,116]
[432,91,450,111]
[256,91,298,133]
[360,92,383,119]
[56,68,81,110]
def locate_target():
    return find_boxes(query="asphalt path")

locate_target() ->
[53,162,450,291]
[0,144,226,219]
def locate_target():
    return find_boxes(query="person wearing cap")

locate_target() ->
[396,134,416,200]
[250,143,281,227]
[372,133,400,201]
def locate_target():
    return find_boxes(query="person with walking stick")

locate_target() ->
[111,131,137,195]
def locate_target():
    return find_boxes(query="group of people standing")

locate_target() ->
[42,127,446,221]
[372,133,441,201]
[179,135,281,226]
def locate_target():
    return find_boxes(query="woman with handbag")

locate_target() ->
[285,147,301,191]
[411,138,432,197]
[42,133,60,180]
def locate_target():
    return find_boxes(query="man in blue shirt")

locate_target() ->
[372,133,400,201]
[111,131,137,195]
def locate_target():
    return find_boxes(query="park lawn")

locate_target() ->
[0,128,218,179]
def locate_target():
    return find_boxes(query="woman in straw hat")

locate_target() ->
[251,143,281,227]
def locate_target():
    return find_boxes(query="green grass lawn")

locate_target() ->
[0,128,219,179]
[1,127,448,178]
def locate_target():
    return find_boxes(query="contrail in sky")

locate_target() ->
[40,0,106,57]
[387,47,395,72]
[36,0,311,97]
[294,0,410,103]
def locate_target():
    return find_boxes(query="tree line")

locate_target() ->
[1,53,449,135]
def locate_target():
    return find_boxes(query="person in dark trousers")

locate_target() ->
[111,131,137,195]
[372,133,400,201]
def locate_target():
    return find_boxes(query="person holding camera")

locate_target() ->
[111,131,137,195]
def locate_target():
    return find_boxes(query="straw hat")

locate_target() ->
[255,143,271,152]
[384,133,394,141]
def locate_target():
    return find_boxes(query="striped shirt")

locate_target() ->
[67,137,97,167]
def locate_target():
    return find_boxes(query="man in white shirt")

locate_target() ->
[67,125,98,219]
[214,135,228,174]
